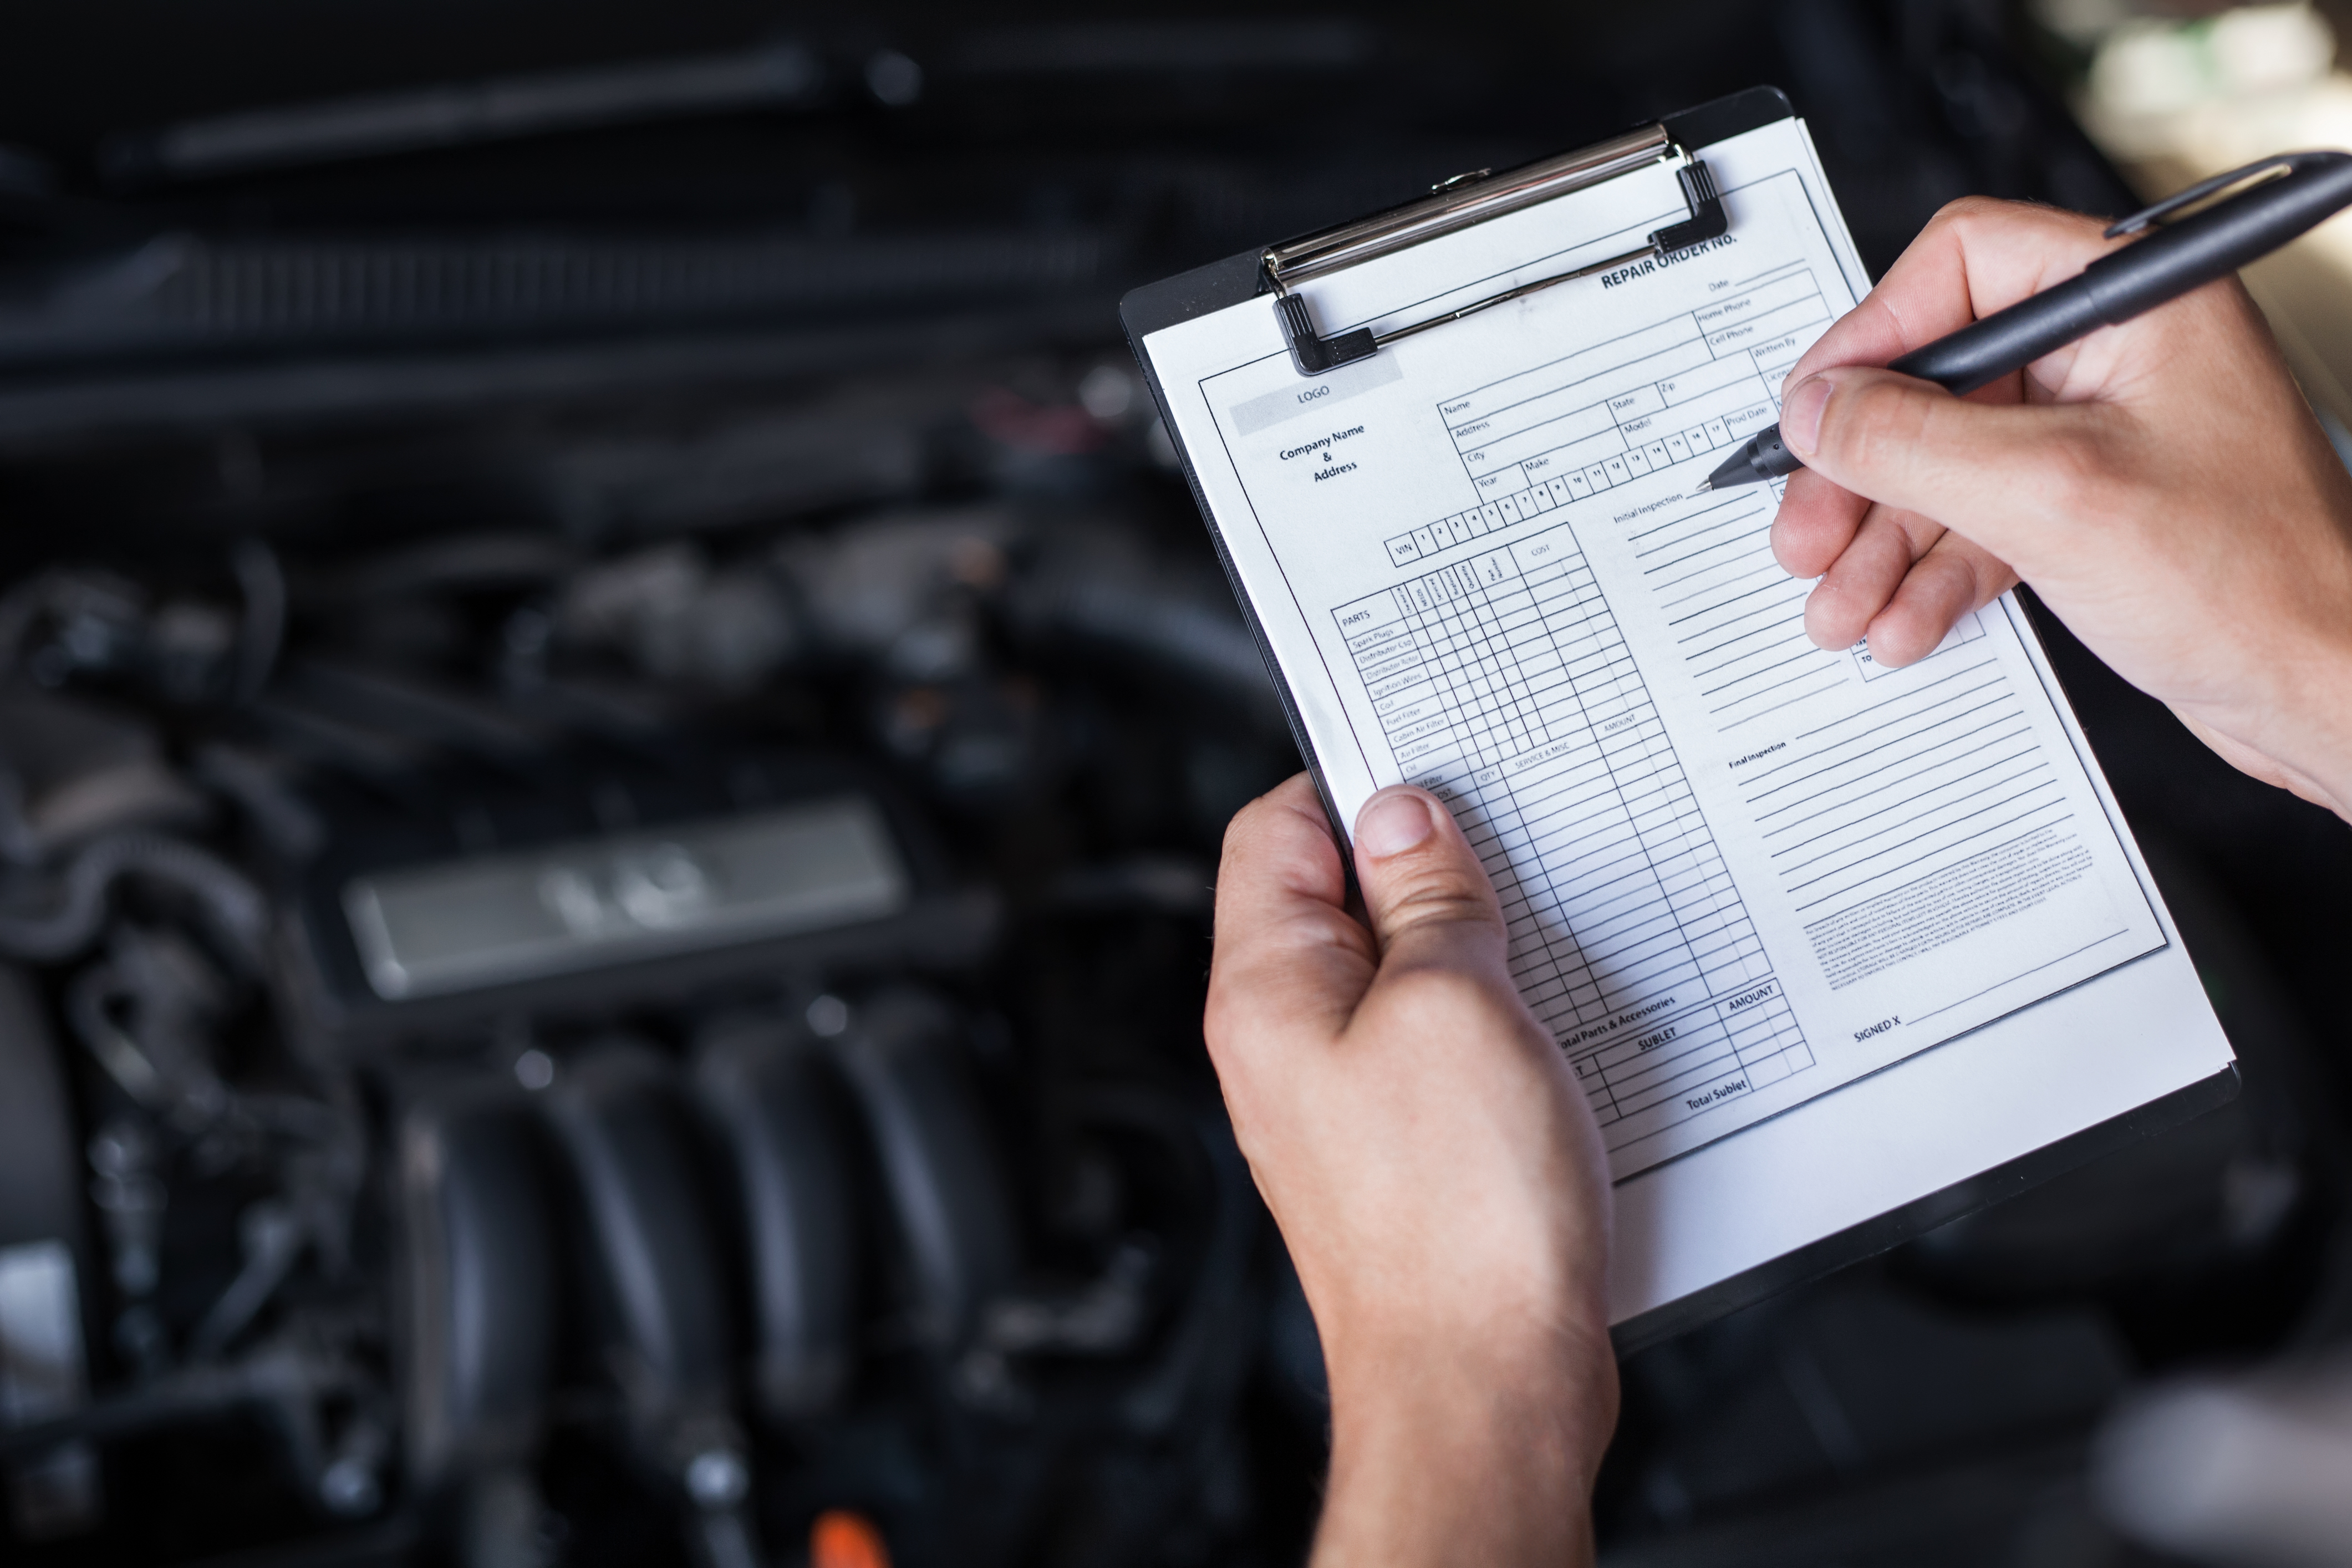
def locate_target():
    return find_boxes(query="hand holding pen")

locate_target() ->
[1703,150,2352,493]
[1750,190,2352,822]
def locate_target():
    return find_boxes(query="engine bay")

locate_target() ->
[1,7,2349,1566]
[0,364,1330,1565]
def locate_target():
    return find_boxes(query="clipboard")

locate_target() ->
[1123,86,1788,860]
[1121,86,2238,1352]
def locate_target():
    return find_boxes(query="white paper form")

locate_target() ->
[1141,116,2233,1321]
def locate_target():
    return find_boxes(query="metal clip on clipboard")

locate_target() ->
[1265,123,1728,376]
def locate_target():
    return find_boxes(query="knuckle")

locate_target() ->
[1202,973,1285,1072]
[1218,792,1275,859]
[1200,990,1244,1061]
[1374,863,1499,934]
[1888,506,1946,558]
[1386,900,1500,949]
[1921,197,2114,291]
[1932,194,2004,230]
[1204,1006,1260,1081]
[1936,194,2093,243]
[1927,195,2017,252]
[1829,378,1928,466]
[1936,545,1986,609]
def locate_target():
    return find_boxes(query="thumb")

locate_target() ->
[1780,365,2104,567]
[1350,786,1509,976]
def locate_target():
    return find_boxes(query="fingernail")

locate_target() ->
[1355,789,1436,858]
[1781,375,1831,457]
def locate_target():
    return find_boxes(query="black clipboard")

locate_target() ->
[1118,84,2237,1352]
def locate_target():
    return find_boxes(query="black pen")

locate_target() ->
[1699,150,2352,492]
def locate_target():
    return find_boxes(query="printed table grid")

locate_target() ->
[1382,262,1826,569]
[1332,517,1813,1144]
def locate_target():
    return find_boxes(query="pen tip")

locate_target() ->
[1691,480,1712,494]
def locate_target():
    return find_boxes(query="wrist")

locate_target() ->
[1327,1334,1617,1488]
[1314,1316,1617,1566]
[2268,617,2352,819]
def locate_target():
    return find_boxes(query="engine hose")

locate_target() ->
[0,832,268,966]
[232,540,286,704]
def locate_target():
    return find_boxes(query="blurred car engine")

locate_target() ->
[0,6,2348,1568]
[0,447,1302,1567]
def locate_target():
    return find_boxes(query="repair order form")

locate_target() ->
[1136,112,2234,1330]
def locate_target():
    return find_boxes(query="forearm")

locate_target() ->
[1208,780,1620,1568]
[1312,1329,1617,1568]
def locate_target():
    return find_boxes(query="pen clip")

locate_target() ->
[2104,155,2299,238]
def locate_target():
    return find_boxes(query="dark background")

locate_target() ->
[0,5,2344,1566]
